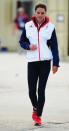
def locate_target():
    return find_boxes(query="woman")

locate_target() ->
[19,3,59,126]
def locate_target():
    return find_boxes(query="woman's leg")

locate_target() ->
[28,62,39,109]
[37,61,51,116]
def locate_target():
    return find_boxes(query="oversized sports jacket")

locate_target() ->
[19,16,59,66]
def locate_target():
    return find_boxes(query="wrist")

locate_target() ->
[29,45,31,50]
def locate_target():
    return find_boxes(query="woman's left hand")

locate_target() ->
[52,66,58,74]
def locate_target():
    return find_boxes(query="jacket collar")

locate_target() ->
[31,16,49,30]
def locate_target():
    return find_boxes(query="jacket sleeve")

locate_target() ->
[19,26,30,50]
[47,29,60,67]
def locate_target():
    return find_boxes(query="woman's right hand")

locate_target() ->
[29,44,37,50]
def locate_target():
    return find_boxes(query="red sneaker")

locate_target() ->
[34,116,42,126]
[32,110,37,121]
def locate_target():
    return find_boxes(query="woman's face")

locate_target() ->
[35,8,46,24]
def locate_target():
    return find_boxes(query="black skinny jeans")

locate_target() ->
[28,60,51,117]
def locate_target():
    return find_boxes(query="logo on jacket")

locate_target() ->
[30,25,33,28]
[46,24,48,29]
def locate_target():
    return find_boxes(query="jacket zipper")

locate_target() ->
[38,30,40,61]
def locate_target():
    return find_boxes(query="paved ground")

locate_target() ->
[0,53,69,131]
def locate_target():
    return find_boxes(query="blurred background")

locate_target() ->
[0,0,69,60]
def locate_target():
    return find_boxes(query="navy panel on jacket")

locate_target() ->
[47,29,59,67]
[19,27,30,50]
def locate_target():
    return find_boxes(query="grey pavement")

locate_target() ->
[0,53,69,131]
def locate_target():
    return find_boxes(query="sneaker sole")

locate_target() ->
[34,123,41,126]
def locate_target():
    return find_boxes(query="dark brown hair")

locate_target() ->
[35,3,47,12]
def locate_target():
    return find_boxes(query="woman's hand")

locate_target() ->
[29,44,37,50]
[52,66,58,74]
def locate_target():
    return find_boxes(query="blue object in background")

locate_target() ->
[1,48,7,52]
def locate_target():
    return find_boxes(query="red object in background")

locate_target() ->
[0,45,2,49]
